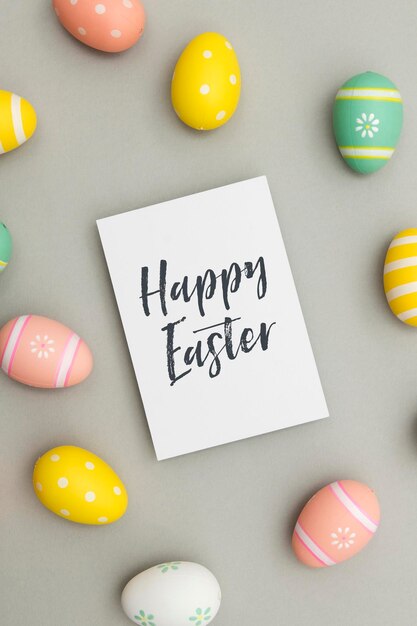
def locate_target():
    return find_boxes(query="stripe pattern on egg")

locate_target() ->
[292,480,380,568]
[0,90,37,154]
[0,315,93,388]
[384,228,417,326]
[0,222,12,273]
[333,71,403,174]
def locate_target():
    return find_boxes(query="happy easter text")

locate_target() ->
[139,257,276,386]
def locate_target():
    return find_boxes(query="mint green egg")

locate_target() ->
[0,222,12,273]
[333,71,403,174]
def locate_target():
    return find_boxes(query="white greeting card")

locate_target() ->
[97,177,328,460]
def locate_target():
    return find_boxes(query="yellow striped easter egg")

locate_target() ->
[0,90,37,154]
[384,229,417,326]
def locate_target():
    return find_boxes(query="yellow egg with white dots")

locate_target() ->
[32,445,128,525]
[171,32,241,131]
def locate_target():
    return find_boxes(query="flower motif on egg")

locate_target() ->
[189,608,212,624]
[134,610,156,626]
[30,335,55,359]
[355,113,380,138]
[157,562,181,573]
[330,527,356,550]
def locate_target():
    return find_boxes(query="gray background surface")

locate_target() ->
[1,1,417,624]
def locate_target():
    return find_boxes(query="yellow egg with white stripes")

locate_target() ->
[384,229,417,326]
[0,90,37,155]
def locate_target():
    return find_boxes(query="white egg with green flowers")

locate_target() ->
[333,71,403,174]
[121,561,221,626]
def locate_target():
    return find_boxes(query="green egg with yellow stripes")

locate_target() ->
[333,71,403,174]
[0,223,12,274]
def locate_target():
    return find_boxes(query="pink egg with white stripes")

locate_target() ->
[53,0,146,53]
[292,480,380,568]
[0,315,93,388]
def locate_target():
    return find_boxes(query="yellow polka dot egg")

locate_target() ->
[171,32,241,131]
[33,445,128,525]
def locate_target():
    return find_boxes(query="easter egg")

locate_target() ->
[0,90,37,155]
[292,480,380,568]
[384,228,417,326]
[121,561,221,626]
[0,223,12,273]
[333,71,403,174]
[33,445,128,524]
[171,32,241,131]
[0,315,93,388]
[53,0,146,53]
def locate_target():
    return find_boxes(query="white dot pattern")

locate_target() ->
[111,29,122,38]
[34,449,127,525]
[78,27,87,35]
[171,35,240,129]
[95,4,106,14]
[123,0,133,6]
[70,0,78,5]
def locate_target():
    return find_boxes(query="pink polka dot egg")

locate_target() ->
[53,0,145,53]
[292,480,380,568]
[0,315,93,388]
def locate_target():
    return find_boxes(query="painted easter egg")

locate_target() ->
[0,315,93,388]
[0,90,37,155]
[171,32,241,131]
[292,480,380,568]
[33,445,128,524]
[0,223,12,273]
[53,0,146,53]
[333,71,403,174]
[384,228,417,326]
[121,561,221,626]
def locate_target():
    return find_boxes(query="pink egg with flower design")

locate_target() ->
[53,0,145,53]
[292,480,380,568]
[0,315,93,388]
